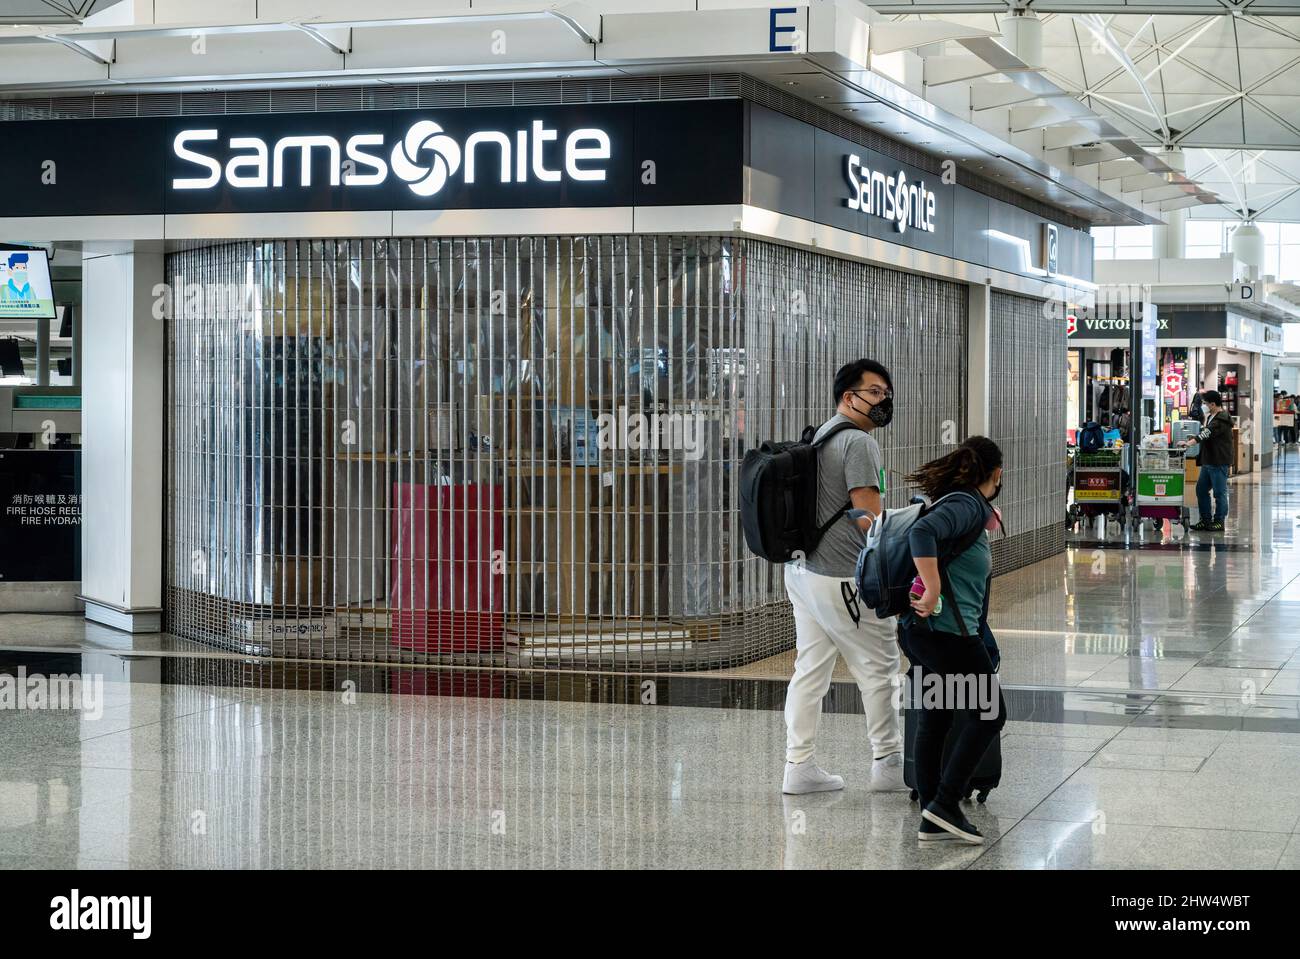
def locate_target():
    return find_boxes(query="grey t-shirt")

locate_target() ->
[803,414,885,578]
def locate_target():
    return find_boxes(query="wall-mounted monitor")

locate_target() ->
[0,246,56,321]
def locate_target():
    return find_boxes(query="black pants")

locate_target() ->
[900,623,1007,809]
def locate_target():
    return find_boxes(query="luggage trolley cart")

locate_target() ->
[1134,446,1189,534]
[1068,449,1125,531]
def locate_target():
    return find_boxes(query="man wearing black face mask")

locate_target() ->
[783,359,907,795]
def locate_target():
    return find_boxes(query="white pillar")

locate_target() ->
[80,242,165,633]
[1001,13,1043,69]
[968,281,992,436]
[1155,150,1187,259]
[1158,207,1187,259]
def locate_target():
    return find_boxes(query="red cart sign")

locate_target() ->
[1074,468,1121,502]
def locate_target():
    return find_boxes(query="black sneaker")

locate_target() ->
[921,800,985,844]
[917,818,962,842]
[1210,522,1225,533]
[1189,521,1213,532]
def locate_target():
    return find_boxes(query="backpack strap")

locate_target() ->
[815,503,851,538]
[808,419,861,448]
[807,419,867,535]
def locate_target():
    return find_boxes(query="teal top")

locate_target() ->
[924,532,991,635]
[903,489,993,636]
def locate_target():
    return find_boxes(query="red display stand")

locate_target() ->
[390,482,504,652]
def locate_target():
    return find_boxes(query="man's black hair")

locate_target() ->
[833,359,893,405]
[1203,389,1222,406]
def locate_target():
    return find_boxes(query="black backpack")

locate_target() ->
[739,421,860,563]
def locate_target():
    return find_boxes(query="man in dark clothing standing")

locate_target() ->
[1185,390,1233,532]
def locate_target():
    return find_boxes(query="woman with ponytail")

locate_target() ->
[900,436,1007,845]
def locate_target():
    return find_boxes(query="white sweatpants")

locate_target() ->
[784,568,903,763]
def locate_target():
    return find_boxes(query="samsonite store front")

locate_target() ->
[0,78,1094,672]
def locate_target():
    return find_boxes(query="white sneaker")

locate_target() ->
[869,752,909,793]
[782,760,844,795]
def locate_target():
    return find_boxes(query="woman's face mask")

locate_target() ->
[985,467,1004,501]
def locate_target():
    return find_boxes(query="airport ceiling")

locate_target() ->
[1,1,1297,221]
[874,1,1300,219]
[0,0,127,24]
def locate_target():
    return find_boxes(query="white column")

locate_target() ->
[967,281,992,437]
[1155,149,1187,260]
[1158,208,1187,259]
[80,242,165,633]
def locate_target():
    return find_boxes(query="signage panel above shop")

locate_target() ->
[0,100,743,217]
[0,96,1091,286]
[164,106,645,214]
[752,104,1092,283]
[1068,305,1284,355]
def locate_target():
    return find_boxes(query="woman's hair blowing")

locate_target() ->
[906,436,1003,500]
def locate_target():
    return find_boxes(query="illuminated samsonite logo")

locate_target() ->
[171,118,611,197]
[843,154,937,235]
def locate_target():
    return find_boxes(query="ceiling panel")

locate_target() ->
[0,1,128,24]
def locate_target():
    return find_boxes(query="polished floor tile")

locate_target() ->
[2,467,1300,868]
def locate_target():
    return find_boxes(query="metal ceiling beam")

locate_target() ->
[1066,14,1232,118]
[1139,16,1219,84]
[43,34,114,66]
[1206,148,1250,216]
[1256,186,1300,219]
[1074,13,1171,143]
[290,24,351,56]
[1173,54,1300,145]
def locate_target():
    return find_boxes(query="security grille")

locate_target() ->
[165,236,971,671]
[989,291,1067,576]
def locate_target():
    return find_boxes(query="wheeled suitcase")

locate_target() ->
[902,701,1002,804]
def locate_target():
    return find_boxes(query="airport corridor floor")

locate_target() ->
[1,464,1299,869]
